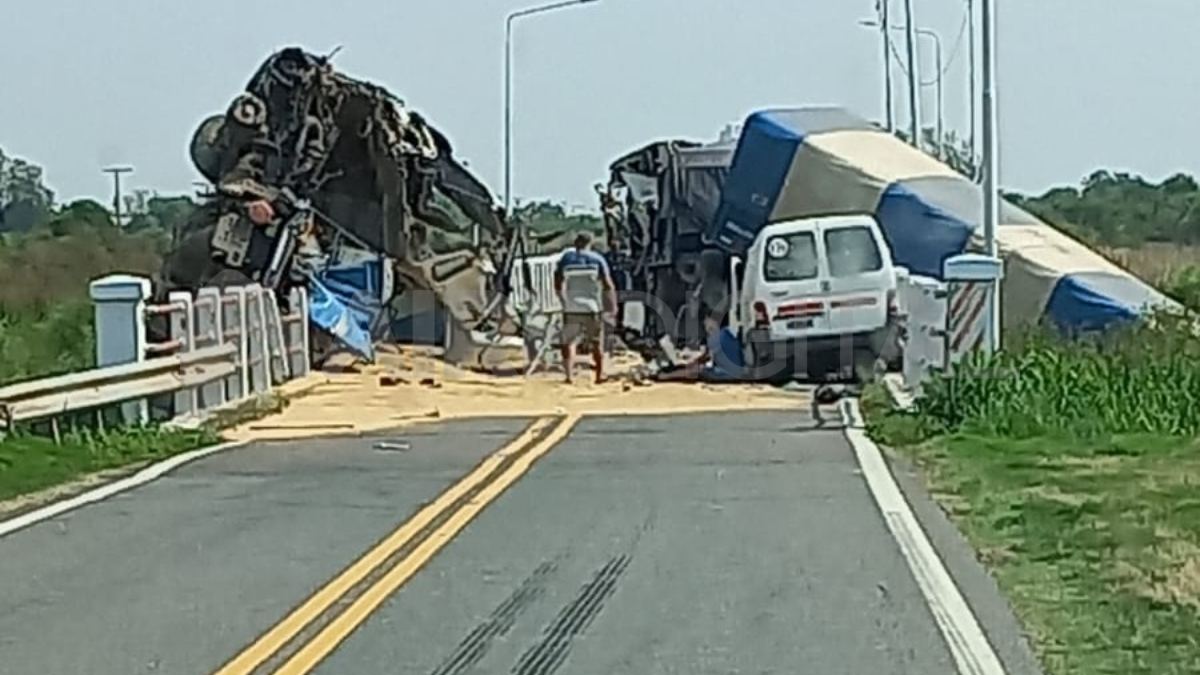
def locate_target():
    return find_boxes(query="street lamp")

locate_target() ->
[874,0,894,132]
[980,0,1000,352]
[901,0,920,146]
[860,19,943,150]
[499,0,601,247]
[967,0,977,177]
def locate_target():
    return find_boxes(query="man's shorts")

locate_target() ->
[560,312,604,348]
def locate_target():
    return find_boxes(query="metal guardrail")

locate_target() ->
[0,345,235,427]
[0,275,312,436]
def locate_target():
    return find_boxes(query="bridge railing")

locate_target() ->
[0,275,311,437]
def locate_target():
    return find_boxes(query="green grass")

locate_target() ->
[862,312,1200,674]
[0,299,95,386]
[0,426,219,503]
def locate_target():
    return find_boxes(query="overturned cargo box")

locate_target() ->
[711,106,1177,332]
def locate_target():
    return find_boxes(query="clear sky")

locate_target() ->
[1,0,1197,211]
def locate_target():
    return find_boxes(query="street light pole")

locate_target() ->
[878,0,894,131]
[967,0,978,176]
[901,0,921,146]
[918,28,943,150]
[102,166,133,227]
[980,0,1000,352]
[500,0,600,248]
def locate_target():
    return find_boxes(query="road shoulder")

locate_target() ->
[841,397,1044,675]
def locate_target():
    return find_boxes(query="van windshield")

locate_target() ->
[824,226,883,277]
[763,232,818,281]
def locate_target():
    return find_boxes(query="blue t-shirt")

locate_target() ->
[556,248,610,313]
[556,248,610,276]
[708,327,744,375]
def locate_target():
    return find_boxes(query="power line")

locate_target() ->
[884,0,969,86]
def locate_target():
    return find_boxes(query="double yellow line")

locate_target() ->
[210,413,581,675]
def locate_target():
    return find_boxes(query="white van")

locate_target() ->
[731,213,901,380]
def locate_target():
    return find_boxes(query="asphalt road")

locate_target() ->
[0,412,1043,675]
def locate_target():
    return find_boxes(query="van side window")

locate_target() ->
[824,226,883,277]
[763,233,818,281]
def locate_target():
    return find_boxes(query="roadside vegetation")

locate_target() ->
[0,427,220,505]
[863,132,1200,674]
[866,315,1200,674]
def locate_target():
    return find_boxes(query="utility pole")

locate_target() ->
[860,18,939,145]
[968,0,978,178]
[922,28,944,151]
[102,166,133,227]
[878,0,894,131]
[980,0,1000,352]
[902,0,921,146]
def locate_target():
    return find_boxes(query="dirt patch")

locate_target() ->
[0,465,145,521]
[226,346,810,442]
[1118,533,1200,609]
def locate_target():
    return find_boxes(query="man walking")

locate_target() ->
[554,233,617,384]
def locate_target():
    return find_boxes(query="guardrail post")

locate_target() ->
[943,254,1004,370]
[89,274,151,425]
[196,287,227,410]
[221,287,250,400]
[245,284,270,393]
[168,291,198,418]
[286,286,311,378]
[264,290,290,383]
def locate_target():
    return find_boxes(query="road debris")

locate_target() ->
[378,372,410,387]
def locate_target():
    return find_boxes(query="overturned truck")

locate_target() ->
[598,136,740,351]
[601,106,1176,374]
[156,47,522,365]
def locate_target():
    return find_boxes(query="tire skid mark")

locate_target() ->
[511,554,631,675]
[428,558,560,675]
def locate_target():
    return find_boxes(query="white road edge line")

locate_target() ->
[0,439,250,539]
[840,398,1007,675]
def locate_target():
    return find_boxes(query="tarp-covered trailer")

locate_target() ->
[708,106,1176,332]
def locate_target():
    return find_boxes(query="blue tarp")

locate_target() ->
[873,182,974,279]
[1046,272,1166,332]
[306,258,389,362]
[706,110,804,256]
[307,276,376,362]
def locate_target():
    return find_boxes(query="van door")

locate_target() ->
[820,222,891,334]
[758,228,832,336]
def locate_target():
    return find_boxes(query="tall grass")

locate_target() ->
[0,224,165,387]
[911,310,1200,439]
[0,300,95,386]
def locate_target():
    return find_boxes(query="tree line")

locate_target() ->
[2,144,1197,312]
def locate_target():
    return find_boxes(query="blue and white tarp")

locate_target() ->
[712,106,1177,332]
[307,257,391,362]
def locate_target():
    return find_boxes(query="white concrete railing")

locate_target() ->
[894,267,998,397]
[0,274,312,435]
